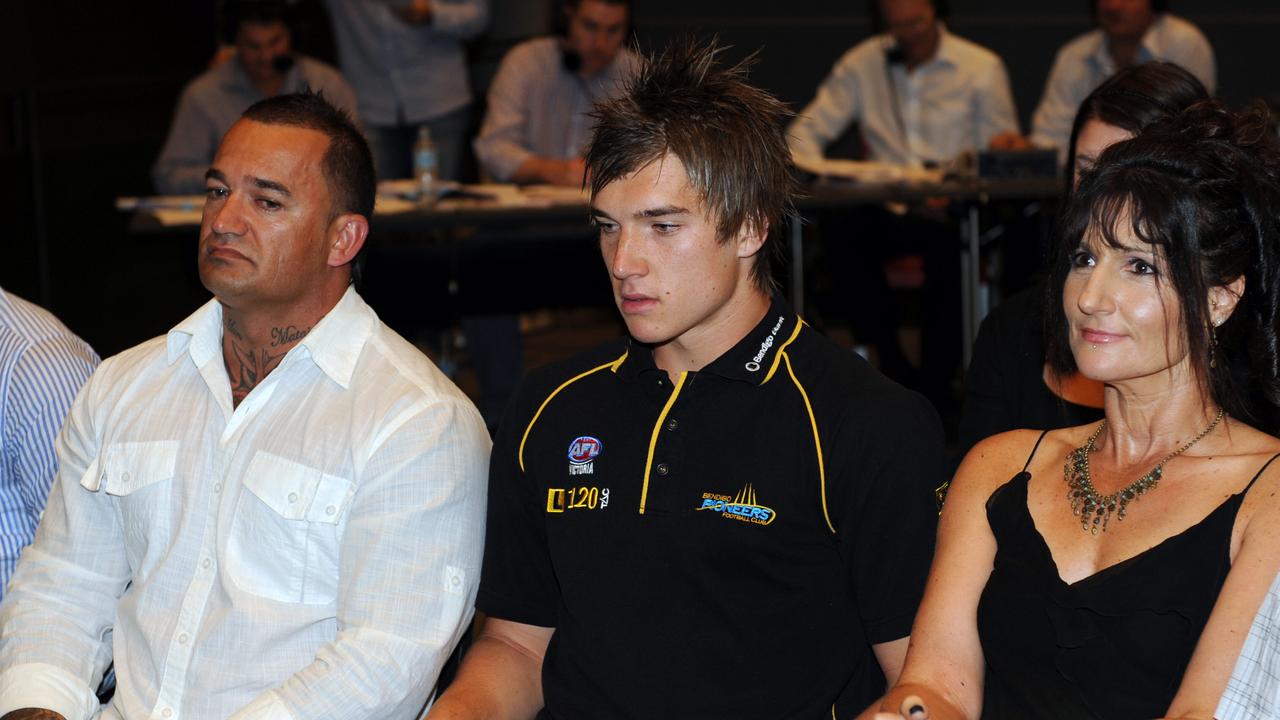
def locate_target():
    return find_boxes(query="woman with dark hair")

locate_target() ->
[958,62,1210,459]
[865,102,1280,719]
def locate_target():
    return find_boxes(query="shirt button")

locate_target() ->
[213,483,222,494]
[288,492,299,503]
[162,709,173,719]
[202,558,212,569]
[121,472,131,483]
[178,633,189,645]
[325,505,336,516]
[666,418,679,432]
[656,463,670,476]
[451,575,462,587]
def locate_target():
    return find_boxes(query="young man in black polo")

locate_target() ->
[429,39,945,719]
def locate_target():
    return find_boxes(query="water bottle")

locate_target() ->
[413,126,438,202]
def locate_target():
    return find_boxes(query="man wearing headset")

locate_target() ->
[152,0,357,195]
[473,0,638,186]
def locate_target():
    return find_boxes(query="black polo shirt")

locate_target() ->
[479,297,944,719]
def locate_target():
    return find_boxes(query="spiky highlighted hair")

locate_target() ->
[585,37,800,293]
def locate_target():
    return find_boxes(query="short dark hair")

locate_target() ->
[220,0,292,45]
[1045,101,1280,418]
[1064,61,1209,186]
[868,0,949,34]
[564,0,630,8]
[1091,0,1168,18]
[585,38,799,293]
[556,0,632,36]
[241,91,376,277]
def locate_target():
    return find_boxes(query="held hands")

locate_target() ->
[987,131,1033,151]
[859,694,930,720]
[392,0,433,25]
[538,157,588,187]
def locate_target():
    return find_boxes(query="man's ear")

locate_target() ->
[736,218,769,259]
[327,213,368,268]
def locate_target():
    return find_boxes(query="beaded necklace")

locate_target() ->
[1065,408,1226,534]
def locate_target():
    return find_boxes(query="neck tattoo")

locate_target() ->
[1065,408,1226,535]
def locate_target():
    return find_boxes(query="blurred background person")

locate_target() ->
[323,0,488,181]
[474,0,636,186]
[1030,0,1215,159]
[152,0,357,194]
[788,0,1021,410]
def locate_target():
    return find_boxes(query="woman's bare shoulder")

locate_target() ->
[952,426,1089,500]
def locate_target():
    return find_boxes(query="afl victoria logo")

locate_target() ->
[567,436,603,465]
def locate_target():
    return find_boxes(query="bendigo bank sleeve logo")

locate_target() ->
[696,483,776,525]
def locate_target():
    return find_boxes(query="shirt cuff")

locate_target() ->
[229,690,294,720]
[0,662,100,720]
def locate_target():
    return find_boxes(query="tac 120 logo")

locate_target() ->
[567,436,603,465]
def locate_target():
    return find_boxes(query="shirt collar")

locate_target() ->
[884,23,957,71]
[615,296,803,386]
[931,25,961,69]
[223,57,305,97]
[1087,14,1167,72]
[166,285,373,389]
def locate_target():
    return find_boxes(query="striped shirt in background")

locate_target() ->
[0,288,98,593]
[1218,573,1280,719]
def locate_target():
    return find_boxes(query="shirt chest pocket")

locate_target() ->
[81,441,180,576]
[227,451,354,605]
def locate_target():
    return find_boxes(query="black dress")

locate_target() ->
[976,433,1279,719]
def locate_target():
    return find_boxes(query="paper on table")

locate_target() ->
[116,195,205,212]
[152,209,205,226]
[793,156,943,184]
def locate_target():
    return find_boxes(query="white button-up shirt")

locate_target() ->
[1029,13,1216,158]
[0,287,490,720]
[788,26,1020,168]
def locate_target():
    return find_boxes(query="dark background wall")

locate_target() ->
[1,1,1274,357]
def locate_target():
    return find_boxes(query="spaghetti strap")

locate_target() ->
[1242,452,1280,495]
[1022,429,1052,472]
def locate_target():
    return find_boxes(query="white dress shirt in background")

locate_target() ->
[788,26,1020,168]
[0,286,490,720]
[1030,13,1216,157]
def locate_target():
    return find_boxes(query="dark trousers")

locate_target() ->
[817,205,962,405]
[367,104,471,182]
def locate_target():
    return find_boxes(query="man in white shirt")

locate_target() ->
[0,92,490,720]
[788,0,1021,404]
[1030,0,1216,157]
[473,0,638,186]
[788,0,1020,169]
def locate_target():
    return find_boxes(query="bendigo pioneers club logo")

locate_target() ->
[697,483,776,525]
